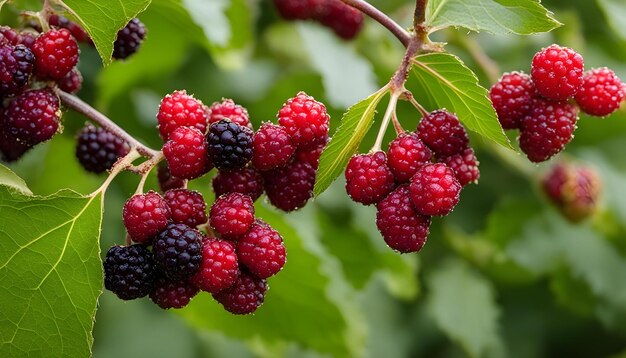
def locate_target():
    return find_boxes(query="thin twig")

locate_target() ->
[371,91,400,152]
[390,37,423,92]
[57,90,160,158]
[391,109,403,134]
[413,0,428,30]
[340,0,411,47]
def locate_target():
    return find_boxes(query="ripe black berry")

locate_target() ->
[75,124,130,173]
[207,119,254,171]
[104,245,155,300]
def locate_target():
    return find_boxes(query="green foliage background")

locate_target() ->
[2,0,626,357]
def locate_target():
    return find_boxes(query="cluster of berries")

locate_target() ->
[490,44,626,163]
[104,90,330,313]
[345,110,479,253]
[0,15,146,164]
[542,161,601,223]
[273,0,364,40]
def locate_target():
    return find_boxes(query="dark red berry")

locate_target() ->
[157,162,186,192]
[113,18,146,60]
[417,110,469,157]
[0,122,33,162]
[438,148,480,186]
[0,26,19,46]
[212,167,264,201]
[542,163,601,223]
[409,163,462,216]
[531,44,584,101]
[295,138,327,169]
[104,245,155,300]
[376,185,431,253]
[316,0,364,40]
[75,124,130,173]
[32,29,79,80]
[574,67,626,117]
[152,223,204,279]
[3,88,61,145]
[57,68,82,94]
[0,44,34,97]
[209,193,255,237]
[149,274,199,309]
[157,90,209,141]
[207,119,254,171]
[192,238,240,293]
[263,160,316,212]
[490,72,536,129]
[48,14,92,44]
[345,151,395,205]
[252,122,296,170]
[519,98,578,163]
[212,271,268,315]
[164,189,207,227]
[17,31,37,50]
[273,0,322,20]
[237,220,286,279]
[162,126,211,180]
[387,132,432,183]
[123,191,171,243]
[208,98,252,129]
[278,91,330,149]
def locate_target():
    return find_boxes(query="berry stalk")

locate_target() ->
[371,91,400,152]
[339,0,411,46]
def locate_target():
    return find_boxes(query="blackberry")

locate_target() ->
[263,160,316,212]
[149,274,199,310]
[104,245,155,300]
[0,44,34,97]
[75,124,130,173]
[212,271,268,315]
[212,167,264,202]
[3,88,61,145]
[207,119,254,171]
[209,193,255,237]
[0,123,33,162]
[152,223,204,279]
[237,220,286,279]
[113,18,146,60]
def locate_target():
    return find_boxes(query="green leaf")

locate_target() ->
[176,204,360,357]
[425,0,561,34]
[59,0,152,65]
[409,53,511,149]
[0,164,31,195]
[596,0,626,40]
[0,187,103,357]
[426,259,504,358]
[0,0,7,12]
[314,87,389,196]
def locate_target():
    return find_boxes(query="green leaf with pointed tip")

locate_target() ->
[59,0,152,66]
[314,87,389,197]
[425,0,561,34]
[0,164,31,195]
[0,187,103,357]
[409,53,512,149]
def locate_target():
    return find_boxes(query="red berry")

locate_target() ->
[75,124,130,174]
[278,91,330,149]
[162,126,211,180]
[490,72,536,129]
[123,191,171,243]
[164,189,207,227]
[32,29,79,80]
[316,0,364,40]
[574,67,626,117]
[438,148,480,186]
[376,185,431,253]
[387,132,432,183]
[0,44,34,97]
[409,163,462,216]
[149,274,199,310]
[417,110,469,157]
[519,98,578,163]
[263,160,316,212]
[3,88,61,145]
[192,238,240,293]
[48,14,92,44]
[237,220,286,279]
[252,122,296,170]
[209,193,255,237]
[345,151,395,205]
[208,98,252,129]
[0,26,19,46]
[273,0,322,20]
[295,138,327,169]
[157,90,209,141]
[212,271,268,315]
[542,163,601,223]
[531,44,584,101]
[157,162,186,192]
[113,18,146,60]
[57,68,83,94]
[212,167,264,201]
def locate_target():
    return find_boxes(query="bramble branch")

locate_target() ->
[340,0,411,46]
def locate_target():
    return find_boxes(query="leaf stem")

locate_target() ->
[57,90,160,159]
[340,0,411,47]
[371,91,400,152]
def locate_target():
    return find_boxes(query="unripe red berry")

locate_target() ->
[409,163,462,216]
[574,67,626,117]
[531,44,584,101]
[345,151,395,205]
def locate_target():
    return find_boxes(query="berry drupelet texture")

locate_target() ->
[113,18,146,60]
[212,271,268,315]
[490,72,536,129]
[439,148,480,187]
[104,245,156,300]
[237,220,286,279]
[75,124,130,173]
[157,162,186,192]
[0,44,34,96]
[209,193,255,237]
[531,44,584,101]
[164,189,207,227]
[208,98,252,129]
[192,238,240,293]
[162,126,211,180]
[122,191,171,243]
[3,88,61,145]
[48,14,92,44]
[252,122,296,171]
[57,68,83,94]
[263,160,316,212]
[574,67,626,117]
[157,90,209,141]
[32,29,79,80]
[207,119,254,171]
[345,151,395,205]
[149,274,199,310]
[417,110,469,157]
[387,132,433,183]
[212,167,264,202]
[409,163,462,216]
[152,223,204,279]
[278,91,330,149]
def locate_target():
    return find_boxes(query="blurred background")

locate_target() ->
[4,0,626,357]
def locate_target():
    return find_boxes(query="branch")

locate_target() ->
[340,0,411,47]
[414,0,428,30]
[390,36,422,92]
[57,90,160,158]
